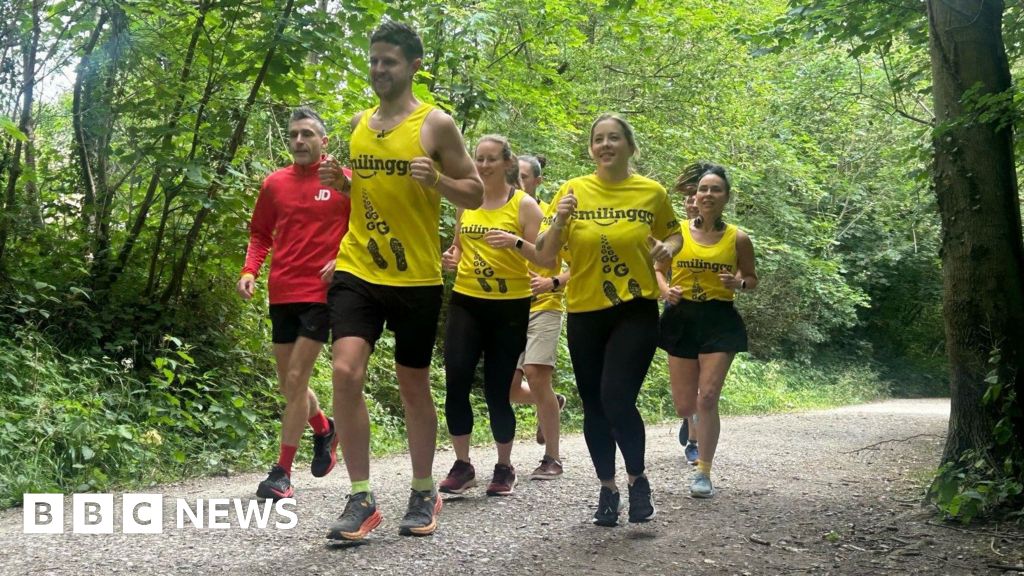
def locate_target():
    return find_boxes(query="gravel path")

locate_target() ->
[2,398,1022,575]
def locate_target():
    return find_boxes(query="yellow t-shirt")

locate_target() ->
[548,173,680,313]
[670,223,739,302]
[529,200,567,313]
[454,189,532,299]
[337,103,442,286]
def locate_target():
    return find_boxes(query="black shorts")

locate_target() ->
[658,299,748,359]
[269,303,330,344]
[328,271,443,369]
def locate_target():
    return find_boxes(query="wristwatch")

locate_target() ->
[515,238,524,250]
[551,276,561,291]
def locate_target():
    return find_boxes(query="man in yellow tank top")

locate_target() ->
[318,21,483,541]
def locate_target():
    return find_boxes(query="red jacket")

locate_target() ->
[242,159,351,304]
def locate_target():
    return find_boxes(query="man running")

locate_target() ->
[238,107,351,500]
[507,154,570,479]
[318,21,483,540]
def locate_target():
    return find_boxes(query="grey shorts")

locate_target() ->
[516,310,564,370]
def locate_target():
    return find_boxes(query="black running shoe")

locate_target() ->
[398,488,442,536]
[592,486,622,527]
[628,475,656,523]
[326,492,382,541]
[311,417,339,478]
[256,464,293,500]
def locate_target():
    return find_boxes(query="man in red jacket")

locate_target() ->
[237,107,352,500]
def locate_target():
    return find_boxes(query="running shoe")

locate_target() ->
[684,441,699,466]
[592,486,623,527]
[486,463,517,496]
[311,417,339,477]
[537,393,567,445]
[326,491,382,541]
[439,459,477,494]
[256,464,293,500]
[677,418,689,446]
[627,476,656,522]
[690,472,715,499]
[398,488,442,536]
[529,455,563,480]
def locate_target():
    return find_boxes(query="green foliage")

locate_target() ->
[927,355,1024,523]
[0,325,281,508]
[0,0,956,506]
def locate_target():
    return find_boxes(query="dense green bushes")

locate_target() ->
[0,315,891,507]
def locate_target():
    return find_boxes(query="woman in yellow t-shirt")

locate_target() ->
[655,162,707,465]
[535,114,682,526]
[438,135,547,497]
[656,164,758,499]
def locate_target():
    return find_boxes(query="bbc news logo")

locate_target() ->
[23,494,297,533]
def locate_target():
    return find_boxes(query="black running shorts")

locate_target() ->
[328,271,443,369]
[658,299,748,359]
[269,302,331,344]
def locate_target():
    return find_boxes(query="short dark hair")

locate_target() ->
[289,107,326,136]
[699,164,731,194]
[370,21,424,62]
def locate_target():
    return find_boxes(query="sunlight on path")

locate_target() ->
[825,398,949,416]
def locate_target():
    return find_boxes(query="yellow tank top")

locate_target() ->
[453,189,532,299]
[548,174,681,313]
[337,103,441,286]
[670,223,739,302]
[529,200,565,313]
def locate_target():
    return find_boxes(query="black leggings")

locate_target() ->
[444,292,531,443]
[567,298,658,480]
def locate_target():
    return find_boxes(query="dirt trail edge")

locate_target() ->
[2,399,1022,576]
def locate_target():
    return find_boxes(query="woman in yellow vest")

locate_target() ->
[656,164,758,499]
[656,162,707,465]
[438,135,547,497]
[535,113,682,526]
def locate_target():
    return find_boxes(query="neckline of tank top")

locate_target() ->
[476,187,519,212]
[686,221,732,249]
[368,103,426,138]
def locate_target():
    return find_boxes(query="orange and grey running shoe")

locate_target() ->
[326,491,382,541]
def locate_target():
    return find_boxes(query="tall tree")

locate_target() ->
[0,0,41,267]
[927,0,1024,464]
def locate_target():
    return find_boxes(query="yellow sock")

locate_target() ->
[411,476,434,492]
[697,460,712,476]
[350,480,371,495]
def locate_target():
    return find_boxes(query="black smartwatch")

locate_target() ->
[514,238,524,250]
[551,277,561,291]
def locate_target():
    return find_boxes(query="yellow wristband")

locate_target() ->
[240,273,255,281]
[433,171,441,188]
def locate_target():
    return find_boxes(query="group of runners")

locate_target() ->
[238,20,758,541]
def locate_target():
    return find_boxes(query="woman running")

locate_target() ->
[655,162,706,466]
[535,114,681,526]
[657,164,758,498]
[439,135,547,496]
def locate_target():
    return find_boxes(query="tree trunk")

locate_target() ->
[0,0,41,267]
[160,0,296,305]
[72,10,108,249]
[928,0,1024,463]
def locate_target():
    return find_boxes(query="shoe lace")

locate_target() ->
[339,493,368,520]
[404,490,433,519]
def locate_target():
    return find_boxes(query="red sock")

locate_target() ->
[277,444,298,476]
[308,411,330,435]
